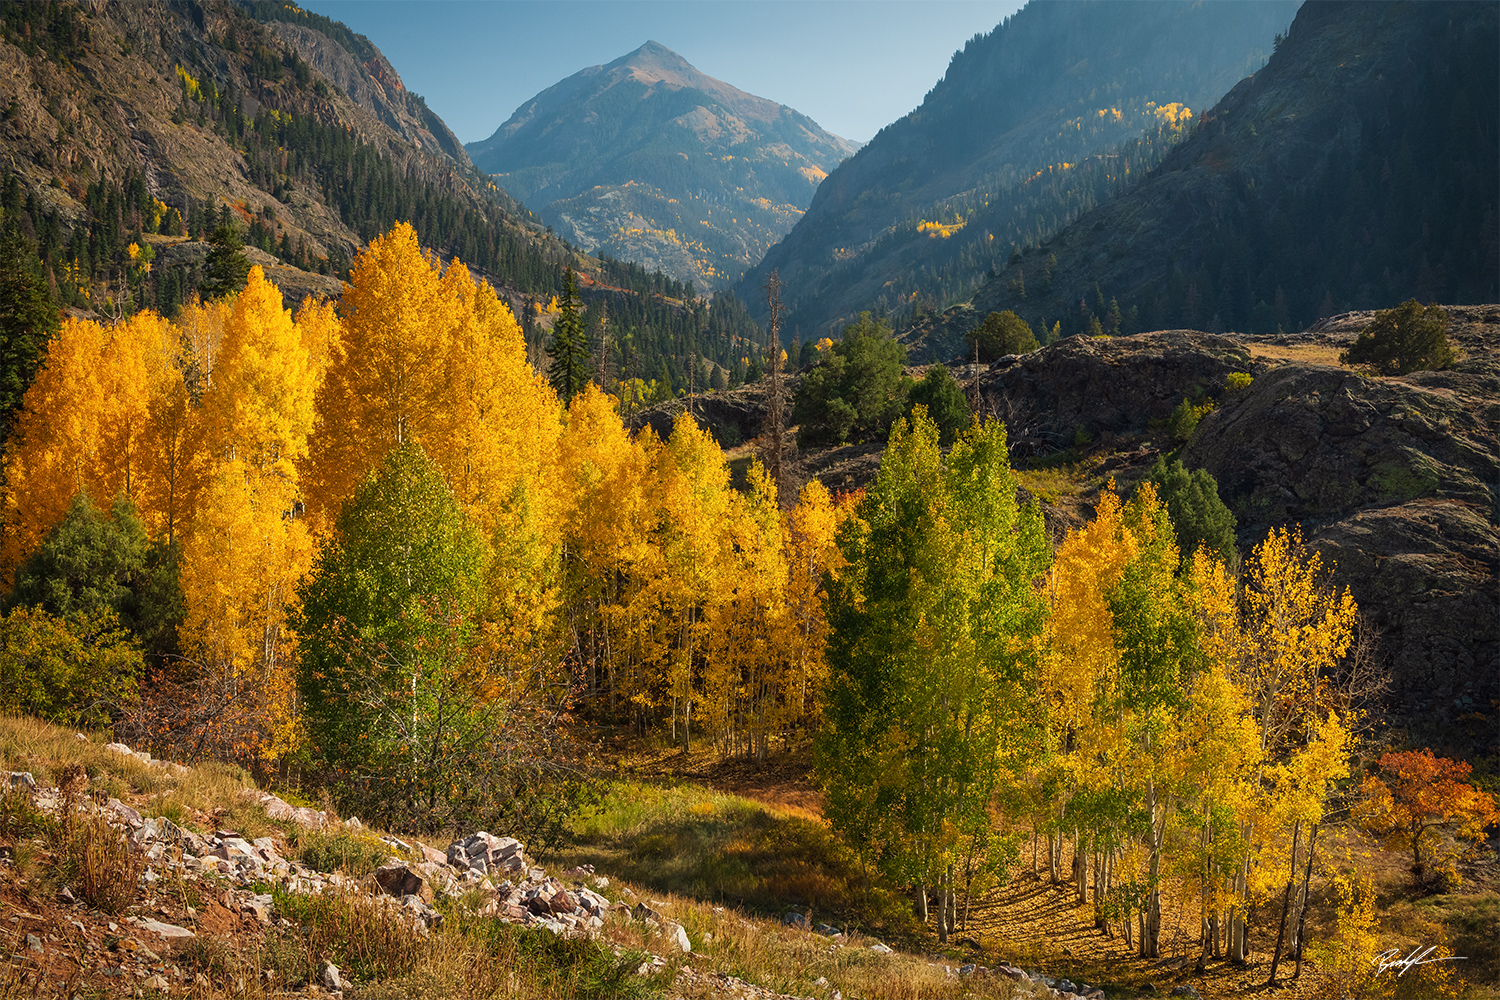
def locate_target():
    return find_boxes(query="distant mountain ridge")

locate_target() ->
[733,0,1301,338]
[905,0,1500,360]
[467,41,858,291]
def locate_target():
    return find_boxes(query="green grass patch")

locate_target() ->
[560,780,916,936]
[291,827,393,877]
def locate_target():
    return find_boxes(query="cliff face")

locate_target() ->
[1184,350,1499,736]
[467,41,857,291]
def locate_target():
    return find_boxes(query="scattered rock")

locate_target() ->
[869,942,892,954]
[320,959,343,991]
[669,921,691,953]
[446,832,526,876]
[373,861,430,901]
[134,918,194,939]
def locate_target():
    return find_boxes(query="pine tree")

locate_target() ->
[547,268,590,403]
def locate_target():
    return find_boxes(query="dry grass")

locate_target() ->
[1246,341,1347,366]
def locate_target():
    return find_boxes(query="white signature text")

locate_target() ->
[1373,945,1466,976]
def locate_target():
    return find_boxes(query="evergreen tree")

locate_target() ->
[1340,300,1455,375]
[906,364,970,445]
[0,216,58,441]
[7,490,182,665]
[199,225,251,300]
[1148,457,1237,570]
[547,268,590,403]
[966,310,1038,362]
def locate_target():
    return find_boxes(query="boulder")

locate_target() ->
[373,861,430,902]
[967,331,1255,448]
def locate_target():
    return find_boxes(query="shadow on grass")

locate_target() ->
[557,780,917,937]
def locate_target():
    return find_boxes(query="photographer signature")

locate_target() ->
[1373,945,1466,976]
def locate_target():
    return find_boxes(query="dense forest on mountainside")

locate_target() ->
[467,41,857,292]
[0,0,764,390]
[734,0,1299,339]
[915,0,1499,358]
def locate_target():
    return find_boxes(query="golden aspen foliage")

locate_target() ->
[178,269,321,762]
[303,222,452,518]
[199,267,317,477]
[777,479,854,734]
[557,384,653,708]
[641,411,737,749]
[177,458,311,760]
[2,311,179,580]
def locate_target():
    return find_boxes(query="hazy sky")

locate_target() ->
[298,1,1026,145]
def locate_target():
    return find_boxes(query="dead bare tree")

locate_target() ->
[762,270,787,503]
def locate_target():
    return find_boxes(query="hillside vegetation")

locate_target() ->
[734,0,1299,338]
[909,0,1500,359]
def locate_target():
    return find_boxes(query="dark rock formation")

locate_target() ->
[1184,357,1499,738]
[967,331,1254,449]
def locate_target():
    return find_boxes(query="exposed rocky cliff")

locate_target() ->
[1184,356,1498,742]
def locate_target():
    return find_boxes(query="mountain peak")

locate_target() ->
[604,40,742,106]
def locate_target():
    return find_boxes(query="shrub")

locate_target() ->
[0,605,142,727]
[294,828,392,877]
[905,366,969,445]
[965,310,1038,362]
[791,314,909,446]
[1341,299,1455,375]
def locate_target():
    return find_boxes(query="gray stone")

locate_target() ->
[320,960,343,991]
[135,918,194,939]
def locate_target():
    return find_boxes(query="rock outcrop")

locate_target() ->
[966,331,1255,449]
[1184,358,1499,736]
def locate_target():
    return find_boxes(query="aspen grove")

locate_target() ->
[2,223,1388,962]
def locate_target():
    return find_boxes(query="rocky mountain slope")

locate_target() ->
[0,0,557,292]
[467,41,858,292]
[0,2,767,382]
[732,0,1299,339]
[908,0,1499,361]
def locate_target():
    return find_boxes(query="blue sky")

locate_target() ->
[298,1,1026,145]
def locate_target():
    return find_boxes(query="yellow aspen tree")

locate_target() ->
[429,262,566,683]
[643,412,735,750]
[776,479,853,739]
[699,462,785,756]
[1189,528,1358,966]
[178,268,319,762]
[303,222,450,518]
[2,312,176,579]
[557,384,651,709]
